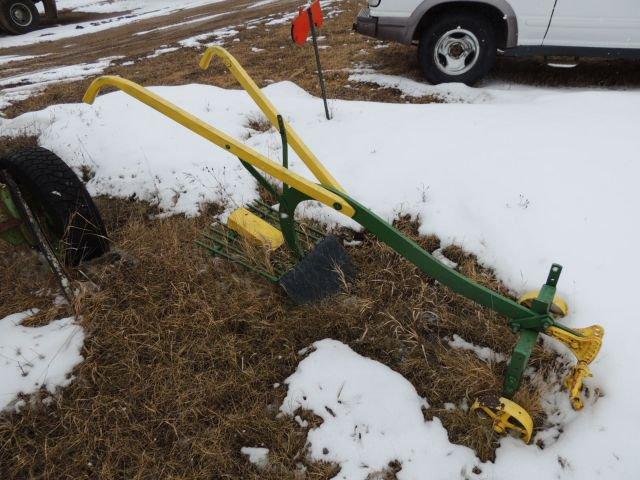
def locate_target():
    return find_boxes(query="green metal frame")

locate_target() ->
[210,103,576,401]
[83,49,590,404]
[258,179,580,400]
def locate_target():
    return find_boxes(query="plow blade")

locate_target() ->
[280,235,355,305]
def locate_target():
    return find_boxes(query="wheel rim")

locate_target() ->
[9,3,33,27]
[433,28,480,76]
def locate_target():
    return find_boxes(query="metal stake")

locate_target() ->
[308,8,331,120]
[3,173,75,302]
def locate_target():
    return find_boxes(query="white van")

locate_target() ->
[355,0,640,85]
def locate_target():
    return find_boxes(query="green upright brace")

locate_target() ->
[239,159,279,199]
[278,187,307,259]
[503,329,539,398]
[502,264,561,398]
[277,115,289,174]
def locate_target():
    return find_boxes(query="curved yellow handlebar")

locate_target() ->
[82,75,355,217]
[199,46,344,192]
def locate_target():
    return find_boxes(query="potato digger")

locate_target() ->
[80,46,604,443]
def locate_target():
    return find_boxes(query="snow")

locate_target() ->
[1,78,639,478]
[134,12,230,36]
[0,310,85,412]
[240,446,269,468]
[0,56,123,111]
[448,334,507,364]
[178,26,239,48]
[0,54,48,66]
[281,339,480,479]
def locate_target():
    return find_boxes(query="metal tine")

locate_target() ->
[202,232,248,258]
[196,241,282,282]
[202,228,288,278]
[202,225,242,249]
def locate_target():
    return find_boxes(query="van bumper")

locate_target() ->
[354,8,411,45]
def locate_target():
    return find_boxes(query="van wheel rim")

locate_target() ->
[433,28,480,76]
[9,4,33,27]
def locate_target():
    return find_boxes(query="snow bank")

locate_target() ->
[281,339,480,479]
[0,310,85,412]
[1,80,639,477]
[0,56,123,111]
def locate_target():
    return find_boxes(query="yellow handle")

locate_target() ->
[199,46,344,192]
[83,76,355,217]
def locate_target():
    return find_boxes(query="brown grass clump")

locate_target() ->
[0,178,568,478]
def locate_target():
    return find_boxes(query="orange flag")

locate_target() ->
[291,0,324,45]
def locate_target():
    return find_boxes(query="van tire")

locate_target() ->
[418,12,496,85]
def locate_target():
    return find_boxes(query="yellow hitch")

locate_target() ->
[228,208,284,251]
[471,396,534,443]
[547,325,604,410]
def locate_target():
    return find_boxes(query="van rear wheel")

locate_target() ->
[418,12,496,86]
[0,0,40,35]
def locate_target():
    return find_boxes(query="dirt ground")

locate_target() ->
[0,1,618,478]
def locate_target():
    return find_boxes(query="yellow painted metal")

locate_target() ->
[518,290,569,317]
[83,76,355,217]
[228,208,284,250]
[563,362,592,410]
[199,46,344,191]
[547,324,604,410]
[471,396,534,443]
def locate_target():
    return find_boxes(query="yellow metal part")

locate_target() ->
[563,362,592,410]
[83,76,354,218]
[547,324,604,410]
[518,290,569,317]
[471,396,534,443]
[228,208,284,250]
[199,46,344,192]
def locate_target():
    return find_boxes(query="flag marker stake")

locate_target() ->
[307,7,331,120]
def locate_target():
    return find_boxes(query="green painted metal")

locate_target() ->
[502,264,560,398]
[277,115,289,171]
[270,186,584,400]
[204,145,585,402]
[331,188,536,319]
[0,182,27,246]
[196,239,280,282]
[278,187,307,259]
[239,159,278,198]
[503,329,539,398]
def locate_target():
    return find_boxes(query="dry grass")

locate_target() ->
[0,174,567,478]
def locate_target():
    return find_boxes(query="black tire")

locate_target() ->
[418,12,496,86]
[0,0,40,35]
[0,147,109,266]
